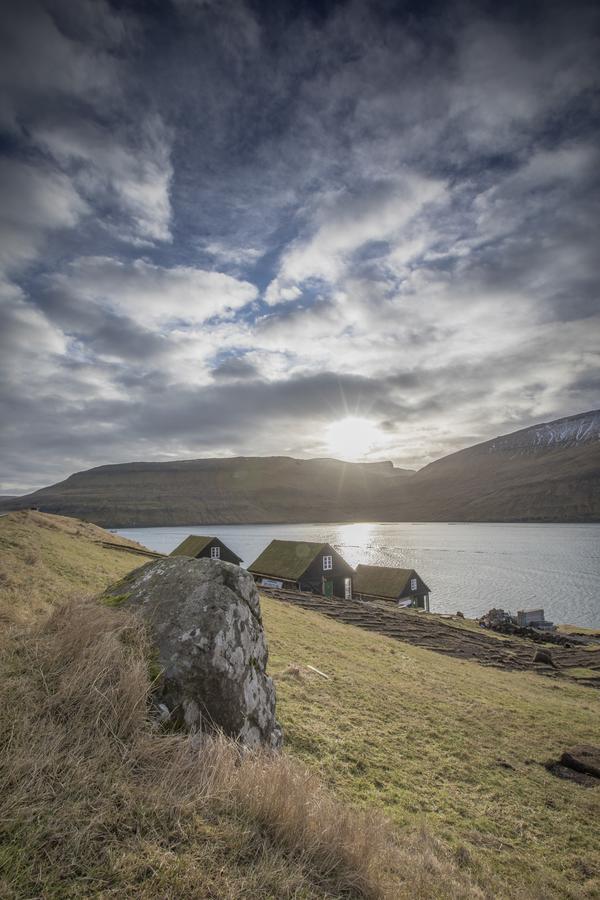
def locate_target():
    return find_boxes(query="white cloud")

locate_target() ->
[49,256,259,326]
[265,175,446,303]
[1,1,170,247]
[35,115,173,244]
[0,280,67,386]
[203,241,263,267]
[0,159,87,273]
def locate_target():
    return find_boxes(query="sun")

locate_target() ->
[325,417,382,460]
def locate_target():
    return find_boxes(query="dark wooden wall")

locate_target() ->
[298,543,354,597]
[197,538,241,565]
[397,570,430,600]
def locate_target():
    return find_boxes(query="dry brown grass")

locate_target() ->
[0,596,481,899]
[0,510,143,625]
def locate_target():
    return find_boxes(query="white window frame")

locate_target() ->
[410,577,417,592]
[210,545,221,559]
[323,554,333,571]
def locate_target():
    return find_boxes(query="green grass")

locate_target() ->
[262,596,600,899]
[558,624,600,636]
[101,592,132,606]
[563,667,599,680]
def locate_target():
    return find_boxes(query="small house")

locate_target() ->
[516,608,553,630]
[248,539,354,599]
[170,534,242,565]
[353,564,431,610]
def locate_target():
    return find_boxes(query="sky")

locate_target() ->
[1,0,599,492]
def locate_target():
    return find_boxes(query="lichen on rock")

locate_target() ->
[103,557,282,749]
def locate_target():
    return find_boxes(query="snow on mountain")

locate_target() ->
[487,410,600,454]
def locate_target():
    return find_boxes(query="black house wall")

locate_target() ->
[197,538,241,565]
[297,544,354,597]
[397,571,430,600]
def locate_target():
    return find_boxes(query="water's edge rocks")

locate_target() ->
[103,557,282,749]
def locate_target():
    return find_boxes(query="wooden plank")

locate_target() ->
[98,540,165,559]
[306,664,330,679]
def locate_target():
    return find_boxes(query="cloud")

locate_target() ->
[204,242,263,264]
[1,0,599,491]
[212,356,260,381]
[34,115,173,244]
[0,281,66,371]
[0,159,87,272]
[265,175,446,303]
[46,257,258,326]
[0,0,121,131]
[0,0,172,248]
[449,12,600,153]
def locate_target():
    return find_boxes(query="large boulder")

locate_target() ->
[104,557,282,750]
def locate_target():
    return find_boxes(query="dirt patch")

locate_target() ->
[545,745,600,787]
[560,745,600,778]
[544,762,598,787]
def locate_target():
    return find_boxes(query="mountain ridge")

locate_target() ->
[3,409,598,525]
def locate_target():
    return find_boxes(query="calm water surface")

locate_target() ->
[116,522,600,628]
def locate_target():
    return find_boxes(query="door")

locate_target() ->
[323,578,333,598]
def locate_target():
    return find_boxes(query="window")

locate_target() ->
[410,577,417,592]
[210,546,220,559]
[323,554,333,571]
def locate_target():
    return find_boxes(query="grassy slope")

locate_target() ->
[1,512,598,898]
[1,512,479,900]
[0,510,145,622]
[5,597,430,900]
[263,598,600,899]
[558,624,600,637]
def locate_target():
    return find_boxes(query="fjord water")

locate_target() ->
[116,522,600,628]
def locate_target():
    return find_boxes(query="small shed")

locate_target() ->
[516,608,553,629]
[248,539,354,599]
[170,535,242,565]
[353,564,431,610]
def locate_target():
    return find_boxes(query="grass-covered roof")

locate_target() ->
[248,539,329,579]
[170,535,215,558]
[353,564,414,598]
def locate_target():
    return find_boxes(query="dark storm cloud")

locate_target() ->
[1,0,599,490]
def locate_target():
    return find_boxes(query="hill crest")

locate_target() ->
[2,409,598,525]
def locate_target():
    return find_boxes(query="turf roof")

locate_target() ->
[353,564,415,598]
[248,539,330,580]
[170,535,216,558]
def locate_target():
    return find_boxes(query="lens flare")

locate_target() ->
[325,417,382,460]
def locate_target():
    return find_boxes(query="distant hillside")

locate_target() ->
[2,410,598,525]
[0,457,413,527]
[390,409,600,523]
